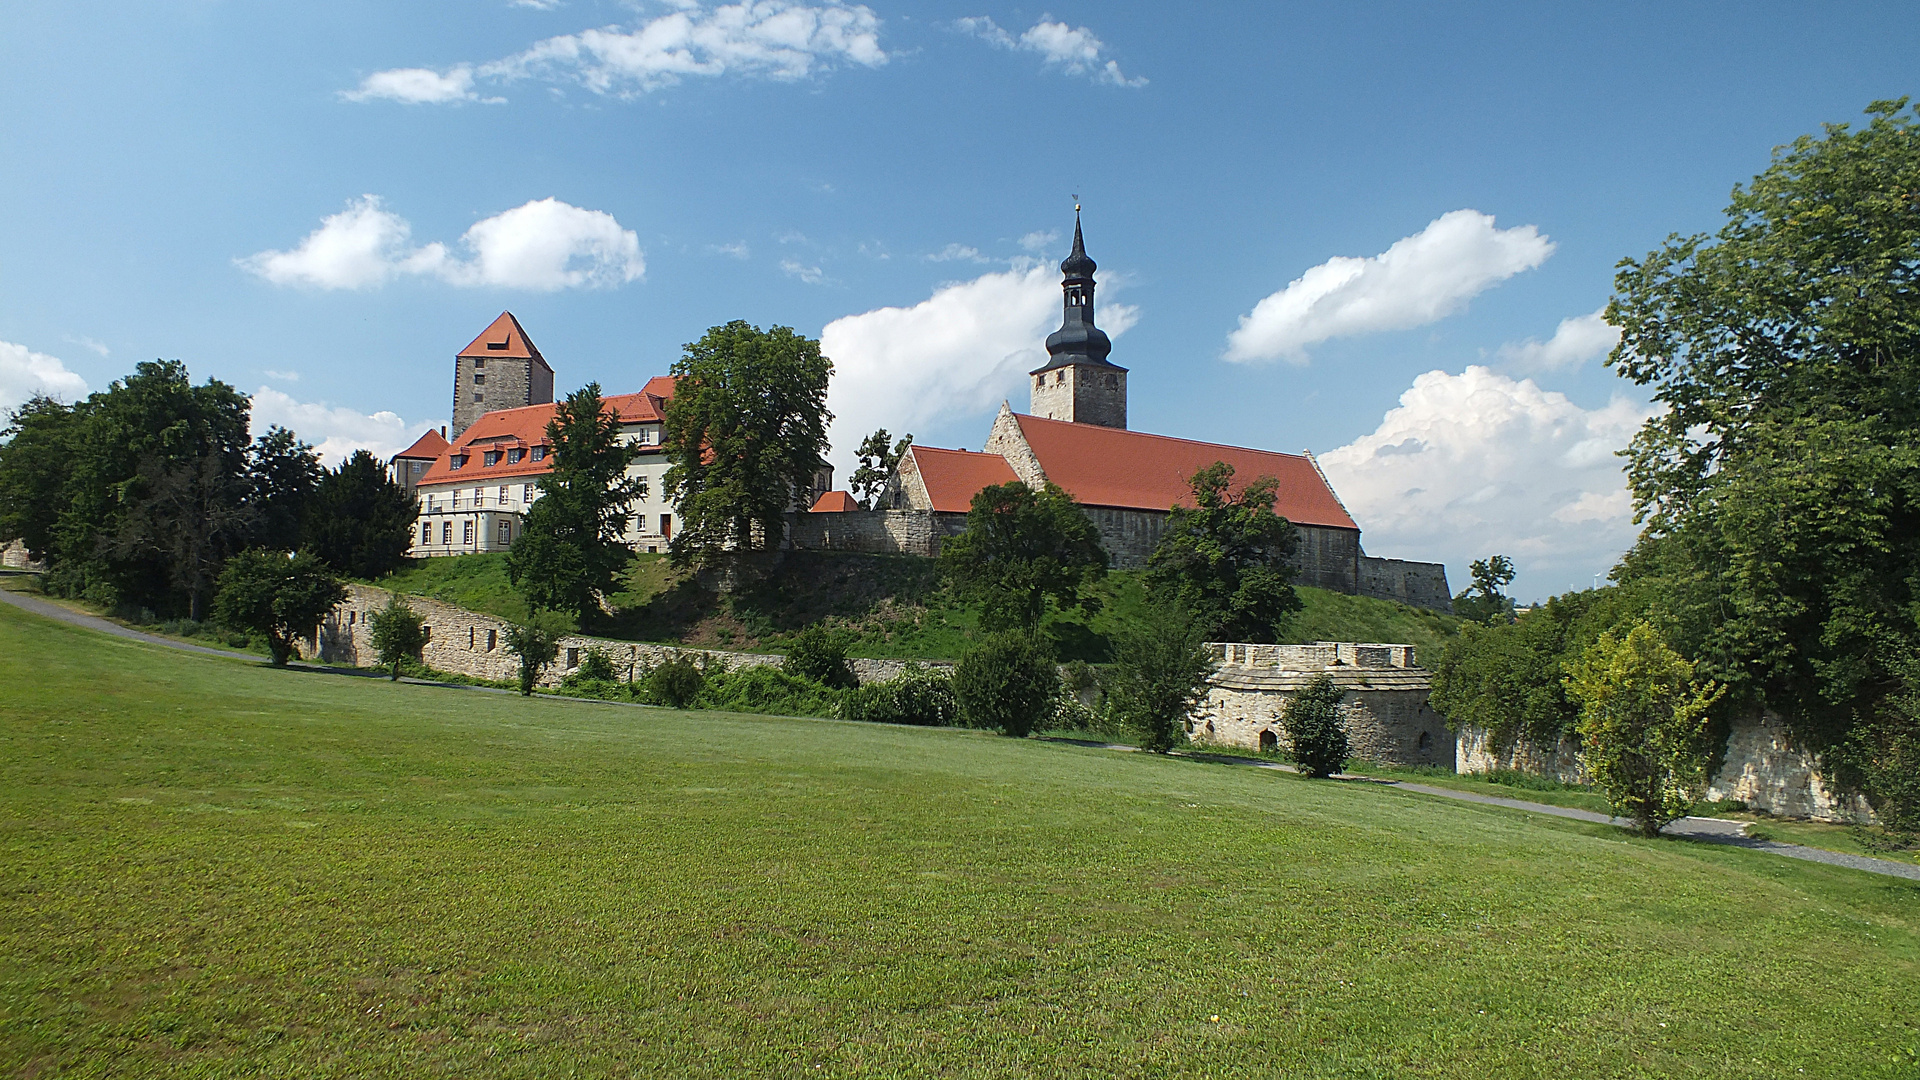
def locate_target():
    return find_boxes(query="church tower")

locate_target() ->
[1029,211,1127,428]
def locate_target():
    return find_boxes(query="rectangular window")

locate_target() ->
[473,373,485,384]
[499,485,509,504]
[497,519,511,544]
[474,487,483,505]
[660,514,672,539]
[523,483,534,501]
[442,521,452,545]
[483,450,499,466]
[486,629,497,651]
[566,648,579,669]
[421,522,431,546]
[531,446,545,461]
[452,491,461,508]
[450,455,464,470]
[508,448,523,464]
[462,521,473,544]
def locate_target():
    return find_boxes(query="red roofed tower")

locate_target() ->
[452,312,555,437]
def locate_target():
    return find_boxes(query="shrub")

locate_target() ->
[782,625,857,689]
[699,664,842,718]
[953,632,1059,737]
[648,654,707,709]
[1284,674,1349,778]
[1564,620,1724,836]
[367,594,427,681]
[572,646,621,684]
[503,613,566,697]
[1106,606,1215,753]
[839,665,958,726]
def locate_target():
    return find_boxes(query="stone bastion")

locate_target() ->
[1192,642,1451,768]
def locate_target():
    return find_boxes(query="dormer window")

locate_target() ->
[508,448,524,464]
[450,454,466,470]
[483,450,500,466]
[531,446,546,461]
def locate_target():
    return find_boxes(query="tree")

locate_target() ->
[1563,621,1724,836]
[506,384,644,624]
[305,450,415,579]
[1452,555,1517,625]
[1144,462,1301,642]
[662,321,832,565]
[1605,99,1920,821]
[503,612,567,696]
[782,624,856,689]
[246,426,321,552]
[0,396,79,560]
[849,429,911,510]
[952,632,1059,737]
[939,481,1108,633]
[1106,605,1216,752]
[211,550,346,666]
[367,593,427,681]
[1283,674,1349,778]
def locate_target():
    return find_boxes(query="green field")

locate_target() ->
[3,603,1917,1078]
[368,551,1465,662]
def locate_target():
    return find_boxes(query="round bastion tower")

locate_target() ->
[1029,211,1128,428]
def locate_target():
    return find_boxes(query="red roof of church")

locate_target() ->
[418,379,676,487]
[909,445,1021,512]
[809,490,860,513]
[458,311,551,369]
[1011,413,1358,530]
[393,428,450,462]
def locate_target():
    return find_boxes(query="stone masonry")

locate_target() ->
[783,509,970,557]
[1192,642,1451,768]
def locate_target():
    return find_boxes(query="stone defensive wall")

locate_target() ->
[1193,642,1452,768]
[783,509,969,558]
[297,584,944,689]
[1457,714,1879,824]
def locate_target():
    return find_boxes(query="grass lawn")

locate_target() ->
[3,604,1917,1078]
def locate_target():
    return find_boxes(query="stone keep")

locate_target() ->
[452,312,555,437]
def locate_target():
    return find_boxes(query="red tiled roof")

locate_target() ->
[458,311,550,369]
[1012,414,1358,529]
[418,382,676,487]
[910,445,1020,513]
[809,490,860,513]
[393,428,450,462]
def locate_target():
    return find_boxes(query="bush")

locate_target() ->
[1106,606,1215,753]
[571,646,621,684]
[367,594,426,681]
[839,665,958,726]
[782,625,857,689]
[503,612,566,697]
[953,632,1059,737]
[648,654,707,709]
[699,664,842,718]
[1284,674,1349,778]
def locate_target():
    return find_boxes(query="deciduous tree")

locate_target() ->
[1452,554,1517,626]
[1107,604,1216,752]
[1283,674,1349,778]
[849,429,911,509]
[1144,462,1300,643]
[367,592,427,680]
[939,481,1108,634]
[305,450,415,579]
[212,549,346,666]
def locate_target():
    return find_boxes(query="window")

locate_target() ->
[473,487,483,505]
[348,611,356,626]
[442,521,453,545]
[486,629,497,651]
[499,485,509,504]
[508,448,523,464]
[483,450,499,466]
[523,483,534,501]
[450,454,465,470]
[452,490,461,508]
[566,648,579,669]
[497,519,511,544]
[420,522,431,546]
[473,373,485,384]
[660,514,672,539]
[473,358,485,369]
[531,446,545,461]
[472,393,484,403]
[462,521,473,544]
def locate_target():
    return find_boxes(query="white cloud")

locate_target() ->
[512,0,563,9]
[1495,307,1620,371]
[819,263,1138,478]
[926,243,989,263]
[1018,229,1059,254]
[958,16,1145,86]
[340,65,502,105]
[249,386,441,467]
[708,241,751,259]
[1316,366,1657,600]
[781,259,826,284]
[239,195,644,292]
[64,335,109,357]
[1224,210,1555,364]
[0,341,89,413]
[262,370,300,382]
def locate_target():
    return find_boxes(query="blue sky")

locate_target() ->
[3,1,1914,599]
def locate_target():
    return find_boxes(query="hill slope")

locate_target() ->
[1,603,1914,1077]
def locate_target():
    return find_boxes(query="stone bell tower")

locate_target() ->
[1028,211,1127,428]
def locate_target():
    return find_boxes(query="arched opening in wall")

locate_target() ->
[1418,731,1432,754]
[1259,730,1277,753]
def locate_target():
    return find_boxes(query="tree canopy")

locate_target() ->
[662,321,832,564]
[1144,462,1301,643]
[505,383,644,623]
[304,449,415,580]
[1452,555,1517,626]
[212,549,346,666]
[850,429,911,510]
[938,481,1108,634]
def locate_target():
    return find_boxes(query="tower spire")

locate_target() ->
[1044,209,1111,367]
[1030,208,1128,428]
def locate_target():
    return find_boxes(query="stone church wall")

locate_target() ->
[299,583,942,689]
[784,510,970,557]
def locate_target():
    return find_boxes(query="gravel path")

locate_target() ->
[7,583,1916,881]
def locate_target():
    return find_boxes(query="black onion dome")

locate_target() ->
[1060,215,1097,279]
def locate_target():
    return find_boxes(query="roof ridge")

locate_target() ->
[1013,411,1311,461]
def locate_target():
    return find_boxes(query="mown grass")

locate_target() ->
[2,603,1918,1077]
[370,551,1465,662]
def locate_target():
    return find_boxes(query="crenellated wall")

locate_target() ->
[1192,642,1451,768]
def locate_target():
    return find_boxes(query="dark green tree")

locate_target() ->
[1107,604,1216,752]
[662,321,832,564]
[503,612,566,696]
[1452,554,1517,625]
[849,429,911,509]
[367,592,427,680]
[211,549,346,666]
[952,631,1059,737]
[1283,674,1349,778]
[1605,98,1920,821]
[305,450,416,579]
[0,396,79,560]
[782,624,856,689]
[939,481,1108,633]
[246,426,321,552]
[1144,461,1301,643]
[506,383,645,624]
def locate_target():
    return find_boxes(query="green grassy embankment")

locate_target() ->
[1,601,1917,1077]
[368,551,1465,662]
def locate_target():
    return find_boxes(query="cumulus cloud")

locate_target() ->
[340,66,502,105]
[249,386,441,467]
[0,341,89,413]
[353,2,887,104]
[1018,229,1059,253]
[819,262,1138,478]
[1224,210,1555,364]
[1495,307,1621,371]
[957,16,1145,85]
[239,195,644,292]
[1316,366,1657,599]
[926,243,989,263]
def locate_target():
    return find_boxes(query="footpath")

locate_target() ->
[4,583,1916,882]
